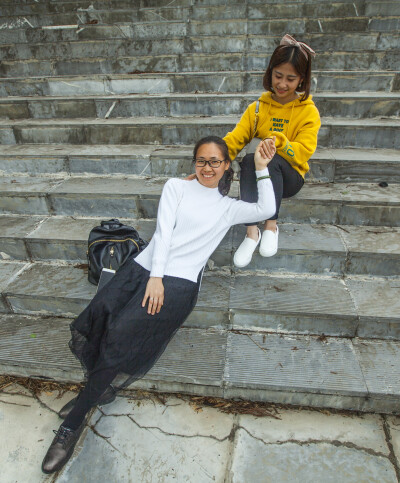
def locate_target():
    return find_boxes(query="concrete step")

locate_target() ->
[1,50,397,78]
[2,6,399,34]
[2,213,399,278]
[0,116,398,149]
[0,260,399,340]
[1,92,399,120]
[0,144,398,185]
[0,174,399,226]
[1,71,398,97]
[0,0,376,20]
[2,17,400,46]
[2,313,400,413]
[0,32,398,64]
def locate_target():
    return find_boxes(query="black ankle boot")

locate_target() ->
[41,422,85,474]
[58,385,116,419]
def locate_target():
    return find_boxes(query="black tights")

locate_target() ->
[63,367,117,430]
[240,152,304,225]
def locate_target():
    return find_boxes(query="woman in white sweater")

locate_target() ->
[41,135,276,474]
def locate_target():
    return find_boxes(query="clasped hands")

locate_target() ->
[255,136,276,168]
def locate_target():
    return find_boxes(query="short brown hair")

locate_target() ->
[263,44,312,101]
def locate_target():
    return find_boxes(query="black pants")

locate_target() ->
[240,153,304,225]
[64,259,200,430]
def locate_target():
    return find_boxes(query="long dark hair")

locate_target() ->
[193,136,234,196]
[263,43,312,101]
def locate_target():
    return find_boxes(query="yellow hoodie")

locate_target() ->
[223,91,321,178]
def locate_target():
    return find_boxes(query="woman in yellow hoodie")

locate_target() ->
[224,34,321,267]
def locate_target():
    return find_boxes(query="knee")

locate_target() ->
[267,154,281,170]
[240,153,255,172]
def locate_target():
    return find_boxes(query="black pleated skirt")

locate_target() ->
[69,257,200,389]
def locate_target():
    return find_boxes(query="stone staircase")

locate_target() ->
[0,0,399,413]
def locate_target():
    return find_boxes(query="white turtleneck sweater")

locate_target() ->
[135,167,275,283]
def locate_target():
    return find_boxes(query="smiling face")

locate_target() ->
[194,142,230,189]
[271,62,303,104]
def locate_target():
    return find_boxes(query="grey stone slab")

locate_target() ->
[354,339,400,397]
[2,92,400,121]
[229,273,357,336]
[0,175,60,215]
[347,279,400,340]
[26,216,155,262]
[237,409,388,454]
[3,116,399,149]
[224,332,367,397]
[188,272,231,329]
[4,260,231,327]
[233,223,347,275]
[144,328,227,390]
[0,261,27,311]
[58,395,232,482]
[0,385,82,483]
[387,415,400,471]
[5,263,94,316]
[0,154,68,175]
[1,70,397,97]
[0,214,44,260]
[49,176,164,218]
[281,182,400,227]
[341,226,400,276]
[230,428,397,483]
[0,314,78,372]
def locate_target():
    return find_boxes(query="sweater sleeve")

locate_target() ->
[225,167,276,225]
[150,179,182,278]
[272,106,321,173]
[223,102,256,161]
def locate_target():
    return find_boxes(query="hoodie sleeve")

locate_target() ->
[271,104,321,177]
[223,102,256,161]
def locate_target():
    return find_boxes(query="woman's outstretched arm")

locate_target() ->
[226,138,277,225]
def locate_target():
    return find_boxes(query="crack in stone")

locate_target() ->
[382,415,400,481]
[3,384,59,415]
[88,423,129,459]
[0,398,31,407]
[239,426,391,460]
[127,414,232,443]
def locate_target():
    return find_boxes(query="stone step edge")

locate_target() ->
[0,144,398,162]
[4,213,400,263]
[1,174,399,203]
[1,70,397,81]
[2,92,400,102]
[1,317,399,414]
[1,116,399,126]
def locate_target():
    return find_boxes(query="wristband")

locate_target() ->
[256,175,271,182]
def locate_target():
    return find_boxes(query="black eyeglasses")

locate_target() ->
[194,158,225,168]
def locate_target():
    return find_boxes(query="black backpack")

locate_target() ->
[87,219,148,285]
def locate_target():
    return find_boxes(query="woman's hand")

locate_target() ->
[142,277,164,315]
[255,136,276,170]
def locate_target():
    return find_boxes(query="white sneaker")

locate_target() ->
[233,228,261,268]
[259,226,279,257]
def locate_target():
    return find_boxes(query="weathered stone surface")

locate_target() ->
[58,396,233,482]
[354,339,400,397]
[224,332,367,402]
[229,273,358,336]
[0,386,81,483]
[0,214,44,260]
[230,419,397,483]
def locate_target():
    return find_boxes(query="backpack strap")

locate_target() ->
[252,100,260,136]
